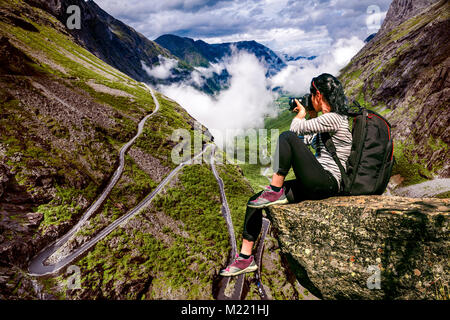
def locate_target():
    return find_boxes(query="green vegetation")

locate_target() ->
[239,163,271,192]
[348,69,363,81]
[75,163,229,299]
[388,3,447,42]
[434,191,450,199]
[38,184,97,230]
[391,140,433,187]
[235,96,307,190]
[264,108,294,133]
[71,81,154,119]
[135,94,198,169]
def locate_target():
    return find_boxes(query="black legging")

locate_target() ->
[243,131,339,242]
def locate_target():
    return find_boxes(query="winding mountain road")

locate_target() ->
[28,84,208,276]
[209,145,243,300]
[210,145,269,300]
[29,83,268,301]
[391,178,450,198]
[253,217,270,300]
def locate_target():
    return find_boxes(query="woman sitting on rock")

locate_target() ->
[220,73,353,276]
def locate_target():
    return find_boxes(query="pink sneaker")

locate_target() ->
[247,185,288,208]
[220,254,258,277]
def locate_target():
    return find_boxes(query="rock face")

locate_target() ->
[268,196,449,300]
[379,0,442,33]
[24,0,186,84]
[339,0,450,178]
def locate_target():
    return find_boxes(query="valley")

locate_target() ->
[0,0,448,301]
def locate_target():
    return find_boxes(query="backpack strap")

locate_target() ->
[321,132,348,193]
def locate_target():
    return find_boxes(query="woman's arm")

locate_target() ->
[289,124,315,145]
[290,112,342,135]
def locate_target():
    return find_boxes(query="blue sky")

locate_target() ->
[94,0,392,57]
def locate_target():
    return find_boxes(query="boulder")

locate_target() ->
[267,196,449,300]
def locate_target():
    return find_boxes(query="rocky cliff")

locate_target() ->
[339,0,449,185]
[268,196,449,300]
[23,0,191,85]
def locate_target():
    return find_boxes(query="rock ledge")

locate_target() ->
[268,196,449,300]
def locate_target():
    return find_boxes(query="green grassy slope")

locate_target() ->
[0,0,252,300]
[0,0,316,300]
[238,96,304,191]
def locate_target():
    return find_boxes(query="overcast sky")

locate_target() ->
[94,0,392,57]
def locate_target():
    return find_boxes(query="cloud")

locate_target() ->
[141,55,178,79]
[158,49,278,145]
[269,36,365,94]
[94,0,392,56]
[189,61,227,86]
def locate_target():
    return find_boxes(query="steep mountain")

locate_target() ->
[23,0,192,85]
[153,34,213,68]
[0,0,306,300]
[155,34,287,76]
[339,0,449,187]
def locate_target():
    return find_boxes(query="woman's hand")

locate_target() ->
[293,99,307,119]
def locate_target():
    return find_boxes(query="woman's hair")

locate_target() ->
[310,73,349,115]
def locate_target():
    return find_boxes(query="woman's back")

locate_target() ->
[289,112,352,189]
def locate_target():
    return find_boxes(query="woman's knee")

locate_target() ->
[279,130,304,147]
[279,130,297,141]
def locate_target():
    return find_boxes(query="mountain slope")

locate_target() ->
[0,0,305,300]
[155,34,287,76]
[339,0,449,186]
[0,0,217,298]
[23,0,192,85]
[154,34,213,68]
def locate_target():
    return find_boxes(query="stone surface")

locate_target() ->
[379,0,442,34]
[267,196,449,300]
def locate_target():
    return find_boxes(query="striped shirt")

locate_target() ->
[289,112,352,190]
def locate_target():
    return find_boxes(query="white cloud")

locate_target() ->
[189,61,226,86]
[270,36,365,94]
[95,0,392,57]
[158,49,278,145]
[141,55,178,79]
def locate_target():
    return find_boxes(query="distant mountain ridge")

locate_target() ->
[24,0,191,84]
[280,53,317,62]
[155,34,287,76]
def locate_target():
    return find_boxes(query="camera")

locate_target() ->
[289,94,314,112]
